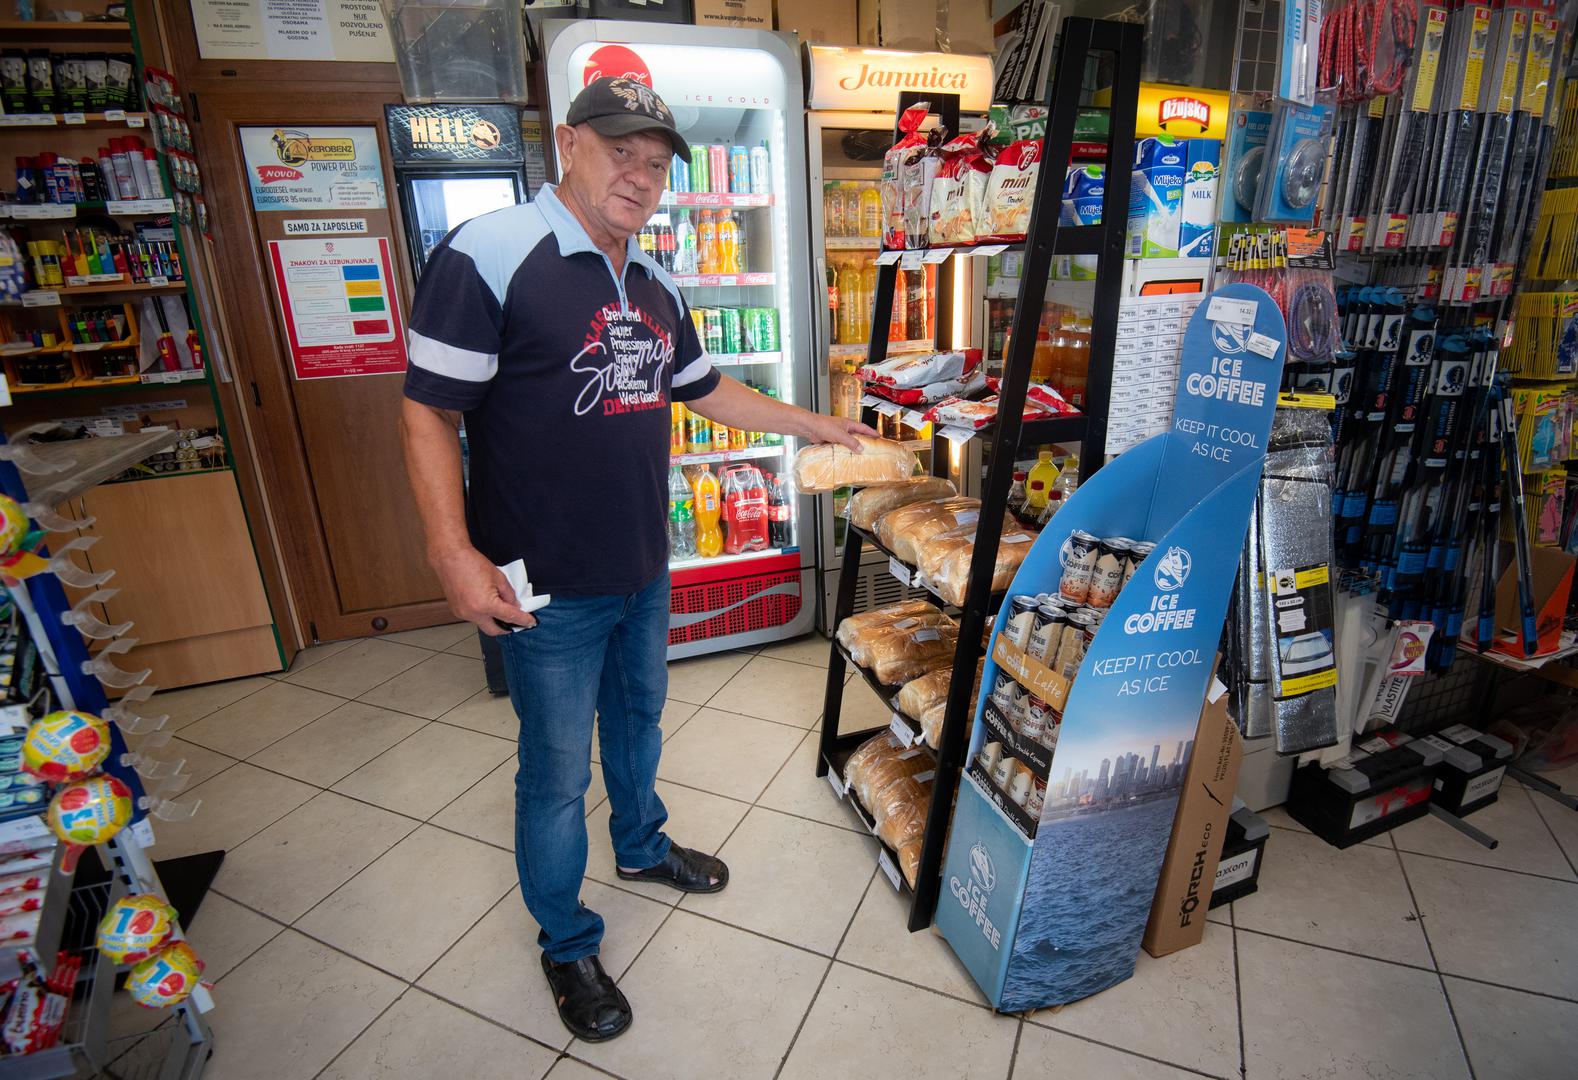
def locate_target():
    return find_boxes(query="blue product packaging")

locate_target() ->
[1222,110,1272,223]
[1179,140,1220,258]
[1062,165,1104,280]
[1126,136,1186,258]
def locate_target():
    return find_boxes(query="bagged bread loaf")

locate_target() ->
[850,741,933,808]
[896,669,952,721]
[898,839,923,887]
[848,477,957,530]
[876,497,982,563]
[849,611,955,667]
[868,623,959,685]
[843,731,905,791]
[918,523,1037,606]
[793,437,917,493]
[873,775,933,852]
[920,701,948,748]
[835,601,933,652]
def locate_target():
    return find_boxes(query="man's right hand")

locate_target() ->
[430,546,535,635]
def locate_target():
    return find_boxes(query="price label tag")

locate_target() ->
[126,114,146,128]
[1205,296,1258,326]
[859,394,885,410]
[21,291,60,308]
[877,849,903,891]
[1247,332,1281,358]
[972,244,1010,257]
[921,247,953,264]
[148,275,170,287]
[158,370,186,384]
[900,409,928,429]
[12,204,75,219]
[104,109,126,121]
[0,114,56,127]
[873,401,902,417]
[899,250,924,270]
[63,112,87,125]
[875,250,903,266]
[74,342,106,352]
[939,425,976,446]
[826,768,847,798]
[129,818,155,847]
[889,712,917,748]
[889,556,914,586]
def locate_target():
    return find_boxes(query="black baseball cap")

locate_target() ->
[568,77,690,161]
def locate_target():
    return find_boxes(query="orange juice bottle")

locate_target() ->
[671,402,688,455]
[717,211,740,275]
[1031,324,1054,383]
[693,467,724,557]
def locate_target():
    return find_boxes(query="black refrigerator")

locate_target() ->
[385,103,538,275]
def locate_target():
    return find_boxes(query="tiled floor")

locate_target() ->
[109,627,1578,1080]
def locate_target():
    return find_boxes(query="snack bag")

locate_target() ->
[882,103,932,250]
[927,131,991,246]
[983,139,1043,241]
[902,128,948,248]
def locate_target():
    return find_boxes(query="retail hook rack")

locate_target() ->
[815,16,1143,933]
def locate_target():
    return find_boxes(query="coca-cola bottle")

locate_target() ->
[767,473,793,548]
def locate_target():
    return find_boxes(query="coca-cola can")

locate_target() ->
[1058,530,1101,603]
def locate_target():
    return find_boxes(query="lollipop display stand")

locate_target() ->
[0,423,213,1079]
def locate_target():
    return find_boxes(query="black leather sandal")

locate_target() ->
[616,844,729,893]
[541,953,632,1042]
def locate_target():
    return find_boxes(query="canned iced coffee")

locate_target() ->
[990,672,1026,725]
[1123,541,1156,589]
[1085,538,1130,610]
[1007,764,1034,807]
[1025,777,1047,816]
[1003,596,1039,649]
[1059,530,1101,603]
[1054,610,1097,678]
[976,740,1003,775]
[1020,694,1050,742]
[991,753,1018,791]
[1026,604,1068,664]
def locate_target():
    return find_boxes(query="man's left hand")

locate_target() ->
[803,414,877,451]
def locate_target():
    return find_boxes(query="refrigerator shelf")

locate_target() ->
[671,272,776,288]
[660,192,774,209]
[827,339,931,360]
[710,351,783,367]
[671,444,784,466]
[669,546,792,572]
[825,237,881,250]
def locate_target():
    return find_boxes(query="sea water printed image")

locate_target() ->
[999,737,1194,1009]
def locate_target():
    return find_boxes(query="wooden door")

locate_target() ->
[189,88,448,641]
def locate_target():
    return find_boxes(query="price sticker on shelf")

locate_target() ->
[126,114,146,128]
[875,250,903,266]
[889,712,917,748]
[889,556,915,587]
[1205,295,1257,326]
[921,247,952,264]
[21,290,60,308]
[156,371,187,384]
[899,250,924,270]
[972,244,1010,257]
[148,275,170,287]
[826,769,847,799]
[877,850,903,891]
[939,425,977,446]
[872,400,902,418]
[63,112,86,125]
[859,394,885,410]
[900,409,929,430]
[104,109,126,121]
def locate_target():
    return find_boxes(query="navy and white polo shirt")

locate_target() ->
[404,183,720,596]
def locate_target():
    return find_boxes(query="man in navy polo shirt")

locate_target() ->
[400,78,870,1041]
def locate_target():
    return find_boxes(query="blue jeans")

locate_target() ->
[496,573,672,962]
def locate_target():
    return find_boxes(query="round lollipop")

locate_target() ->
[23,710,111,782]
[126,941,204,1009]
[96,893,178,965]
[0,495,27,557]
[47,774,133,872]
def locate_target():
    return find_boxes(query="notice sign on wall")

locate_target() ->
[191,0,394,62]
[268,236,405,380]
[241,125,385,212]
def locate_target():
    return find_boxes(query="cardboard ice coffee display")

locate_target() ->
[936,284,1285,1009]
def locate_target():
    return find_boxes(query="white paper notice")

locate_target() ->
[1247,331,1281,358]
[1206,295,1258,326]
[192,0,393,62]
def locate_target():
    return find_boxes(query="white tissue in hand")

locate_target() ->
[497,560,551,626]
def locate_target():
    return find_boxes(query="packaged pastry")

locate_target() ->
[983,138,1043,241]
[793,436,918,492]
[862,367,990,407]
[902,129,947,247]
[918,523,1036,606]
[876,496,982,563]
[881,103,932,249]
[835,600,934,652]
[927,130,992,246]
[858,349,978,389]
[848,477,957,530]
[867,622,959,685]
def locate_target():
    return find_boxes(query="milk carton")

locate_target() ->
[1061,165,1104,280]
[1179,140,1220,258]
[1126,136,1186,258]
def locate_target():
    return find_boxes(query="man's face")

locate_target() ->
[558,124,673,241]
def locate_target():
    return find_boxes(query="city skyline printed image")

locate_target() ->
[1048,738,1194,810]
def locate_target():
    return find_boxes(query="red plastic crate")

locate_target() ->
[670,553,804,646]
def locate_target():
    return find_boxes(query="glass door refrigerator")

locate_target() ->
[544,18,817,658]
[384,103,531,275]
[802,45,994,630]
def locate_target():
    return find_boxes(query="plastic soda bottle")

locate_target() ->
[859,183,882,238]
[697,210,718,275]
[721,466,769,554]
[1025,450,1059,511]
[668,466,697,559]
[717,210,739,275]
[693,467,724,558]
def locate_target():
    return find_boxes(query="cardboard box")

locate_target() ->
[1142,682,1243,958]
[1488,548,1575,658]
[776,0,859,44]
[696,0,771,29]
[857,0,995,56]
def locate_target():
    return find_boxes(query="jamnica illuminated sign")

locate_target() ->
[808,46,992,111]
[838,64,971,92]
